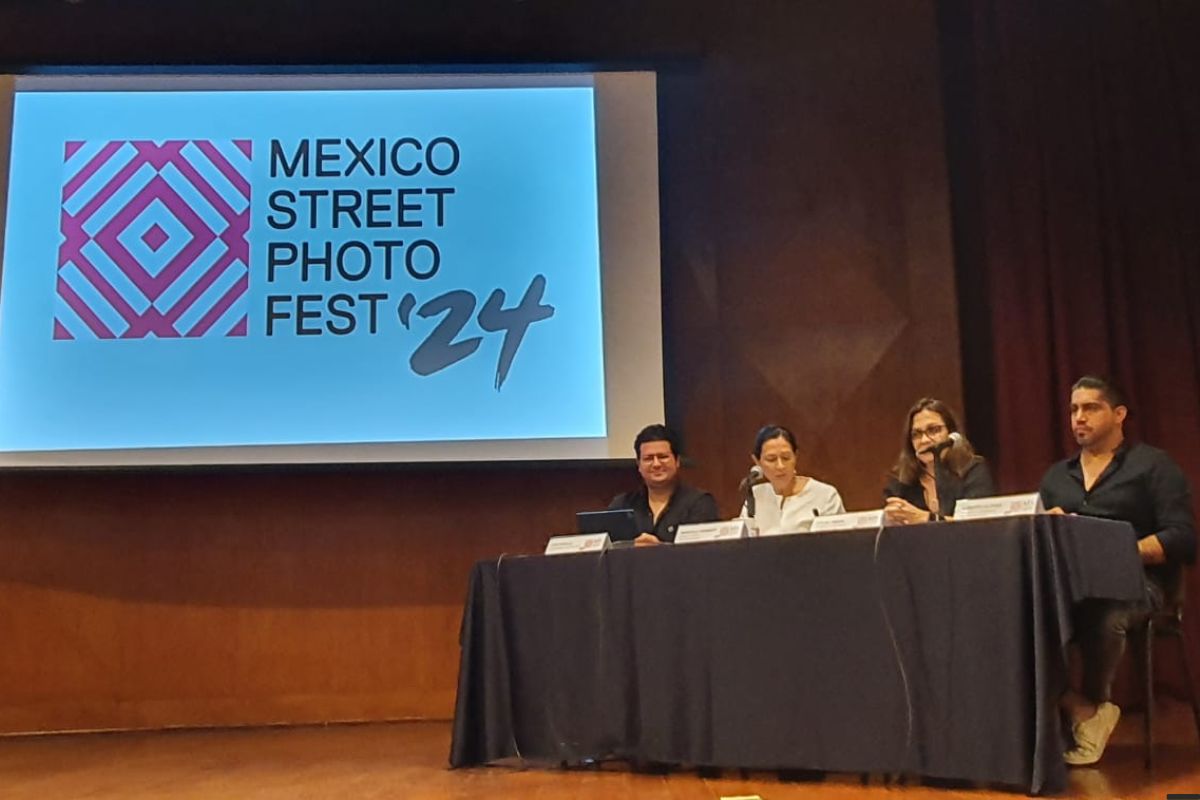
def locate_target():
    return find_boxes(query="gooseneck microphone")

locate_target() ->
[926,432,963,520]
[740,465,764,517]
[929,430,963,455]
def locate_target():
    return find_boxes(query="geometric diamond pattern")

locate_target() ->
[55,139,252,340]
[141,223,170,252]
[117,198,192,279]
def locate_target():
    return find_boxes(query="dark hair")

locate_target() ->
[633,424,680,459]
[1071,375,1126,410]
[891,397,979,484]
[753,424,798,458]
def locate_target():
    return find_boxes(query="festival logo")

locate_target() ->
[55,139,251,339]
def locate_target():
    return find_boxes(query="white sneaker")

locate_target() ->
[1064,702,1121,766]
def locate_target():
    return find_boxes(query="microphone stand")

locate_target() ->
[741,474,757,518]
[929,437,958,520]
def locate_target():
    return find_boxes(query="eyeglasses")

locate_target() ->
[910,424,947,441]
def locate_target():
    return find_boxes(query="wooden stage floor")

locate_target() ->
[2,703,1198,799]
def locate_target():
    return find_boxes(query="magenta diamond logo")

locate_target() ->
[55,139,251,339]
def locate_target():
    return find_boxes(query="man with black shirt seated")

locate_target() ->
[608,424,719,545]
[1039,375,1196,766]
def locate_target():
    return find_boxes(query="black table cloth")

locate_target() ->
[449,515,1144,794]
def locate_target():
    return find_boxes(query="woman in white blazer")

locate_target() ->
[740,424,845,535]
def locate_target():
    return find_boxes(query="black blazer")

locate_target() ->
[883,458,996,517]
[608,483,719,543]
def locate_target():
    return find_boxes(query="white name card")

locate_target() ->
[810,509,887,532]
[543,533,611,555]
[674,519,752,544]
[953,492,1044,521]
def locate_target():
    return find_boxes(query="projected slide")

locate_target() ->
[0,81,619,460]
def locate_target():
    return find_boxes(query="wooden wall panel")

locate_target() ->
[0,0,961,733]
[0,467,631,732]
[672,5,963,512]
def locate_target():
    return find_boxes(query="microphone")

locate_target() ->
[740,465,765,517]
[925,431,962,455]
[938,431,963,452]
[924,432,963,515]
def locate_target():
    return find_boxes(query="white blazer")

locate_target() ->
[740,478,846,536]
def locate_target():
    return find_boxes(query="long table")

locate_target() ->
[449,516,1144,793]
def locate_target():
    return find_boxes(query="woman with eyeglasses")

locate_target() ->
[883,398,995,524]
[741,424,845,535]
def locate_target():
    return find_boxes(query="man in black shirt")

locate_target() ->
[1039,376,1196,766]
[608,424,720,544]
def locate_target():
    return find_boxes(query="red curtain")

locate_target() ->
[941,0,1200,698]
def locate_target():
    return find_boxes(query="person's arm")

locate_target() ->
[1144,455,1196,565]
[884,477,934,523]
[1038,466,1067,516]
[885,498,934,523]
[935,459,997,518]
[686,491,720,524]
[608,492,658,543]
[882,476,904,503]
[959,459,996,499]
[823,488,846,516]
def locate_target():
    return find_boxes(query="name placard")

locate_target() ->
[953,493,1044,521]
[544,533,611,555]
[810,509,887,533]
[674,519,752,544]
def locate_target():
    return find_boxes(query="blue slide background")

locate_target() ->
[0,87,606,450]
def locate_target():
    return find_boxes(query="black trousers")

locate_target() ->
[1072,574,1165,704]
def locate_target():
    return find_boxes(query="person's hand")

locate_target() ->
[634,532,662,547]
[1045,506,1067,515]
[884,497,933,525]
[1137,534,1166,565]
